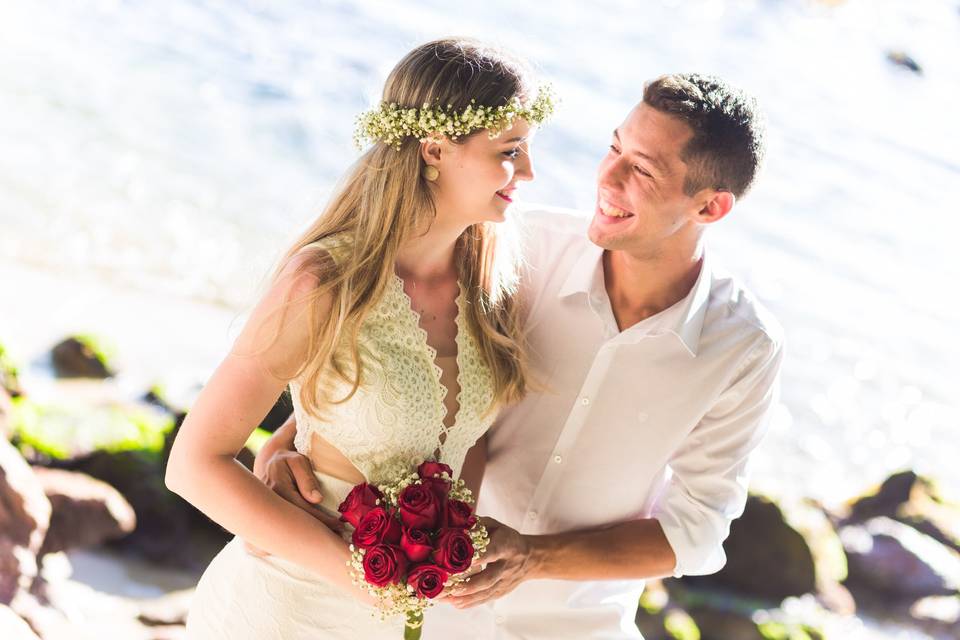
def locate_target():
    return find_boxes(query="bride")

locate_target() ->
[165,37,553,639]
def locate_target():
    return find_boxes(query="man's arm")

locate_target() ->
[447,335,784,607]
[459,434,488,502]
[253,412,296,478]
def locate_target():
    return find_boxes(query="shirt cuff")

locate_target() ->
[653,492,729,578]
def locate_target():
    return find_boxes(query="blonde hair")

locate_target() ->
[262,38,533,418]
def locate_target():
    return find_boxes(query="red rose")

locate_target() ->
[406,563,449,599]
[352,507,402,549]
[417,461,453,483]
[398,483,440,530]
[433,528,474,574]
[338,483,383,528]
[399,527,434,563]
[445,500,478,529]
[418,462,453,511]
[362,544,407,587]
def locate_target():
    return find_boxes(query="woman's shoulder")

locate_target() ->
[301,233,354,264]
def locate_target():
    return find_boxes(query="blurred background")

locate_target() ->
[1,1,958,638]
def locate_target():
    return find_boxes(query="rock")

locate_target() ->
[841,516,960,603]
[886,51,923,75]
[137,588,193,627]
[0,439,50,605]
[50,337,114,379]
[68,449,228,569]
[687,606,765,640]
[33,467,136,556]
[910,594,960,626]
[235,446,256,472]
[0,604,40,639]
[645,581,828,640]
[681,495,847,604]
[9,588,78,640]
[844,470,960,556]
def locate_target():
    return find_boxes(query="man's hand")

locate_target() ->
[443,517,537,608]
[244,449,344,556]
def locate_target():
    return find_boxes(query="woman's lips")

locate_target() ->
[496,190,514,203]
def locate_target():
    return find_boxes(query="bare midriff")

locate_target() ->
[305,353,462,484]
[306,432,367,485]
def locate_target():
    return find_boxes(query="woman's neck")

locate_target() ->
[395,217,464,283]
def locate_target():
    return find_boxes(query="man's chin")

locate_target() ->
[587,219,629,250]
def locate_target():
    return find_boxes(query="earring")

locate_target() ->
[422,165,439,182]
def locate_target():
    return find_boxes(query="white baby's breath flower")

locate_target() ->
[353,84,557,151]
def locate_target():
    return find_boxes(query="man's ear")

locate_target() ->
[420,137,443,168]
[696,190,735,224]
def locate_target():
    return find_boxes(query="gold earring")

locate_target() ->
[423,165,439,182]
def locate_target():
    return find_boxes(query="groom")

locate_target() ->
[255,73,783,639]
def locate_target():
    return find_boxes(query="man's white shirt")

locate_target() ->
[425,206,784,639]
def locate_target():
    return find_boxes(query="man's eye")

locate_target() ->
[634,166,652,177]
[609,144,620,154]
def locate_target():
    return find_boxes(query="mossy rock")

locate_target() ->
[637,585,828,640]
[50,335,116,379]
[636,604,701,640]
[10,398,173,462]
[844,470,960,556]
[680,495,846,602]
[841,516,960,603]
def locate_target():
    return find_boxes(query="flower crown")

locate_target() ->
[353,85,556,151]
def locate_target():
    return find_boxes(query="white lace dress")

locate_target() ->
[186,236,498,639]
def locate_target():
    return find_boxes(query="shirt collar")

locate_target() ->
[558,243,713,357]
[557,241,604,299]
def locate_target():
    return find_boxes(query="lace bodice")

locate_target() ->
[290,235,497,484]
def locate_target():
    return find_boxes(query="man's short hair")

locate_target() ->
[643,73,766,199]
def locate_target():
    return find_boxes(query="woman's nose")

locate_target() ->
[516,150,535,182]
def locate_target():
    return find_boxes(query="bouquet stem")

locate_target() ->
[404,611,424,640]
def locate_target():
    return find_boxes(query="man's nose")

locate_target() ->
[597,157,625,189]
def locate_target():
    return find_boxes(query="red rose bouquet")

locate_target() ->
[338,460,489,639]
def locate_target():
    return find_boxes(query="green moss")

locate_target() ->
[0,341,20,392]
[11,396,174,459]
[245,427,273,454]
[664,610,700,640]
[758,621,821,640]
[639,589,665,615]
[73,333,118,369]
[0,342,18,376]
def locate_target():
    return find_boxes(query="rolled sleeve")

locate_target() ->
[652,334,784,578]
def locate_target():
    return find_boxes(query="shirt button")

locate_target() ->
[638,412,648,422]
[580,397,590,406]
[528,511,538,520]
[495,615,506,624]
[554,455,563,464]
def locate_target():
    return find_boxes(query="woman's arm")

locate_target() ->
[165,254,365,598]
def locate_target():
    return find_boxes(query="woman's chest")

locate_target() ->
[401,279,462,358]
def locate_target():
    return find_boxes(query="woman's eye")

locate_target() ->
[503,148,520,159]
